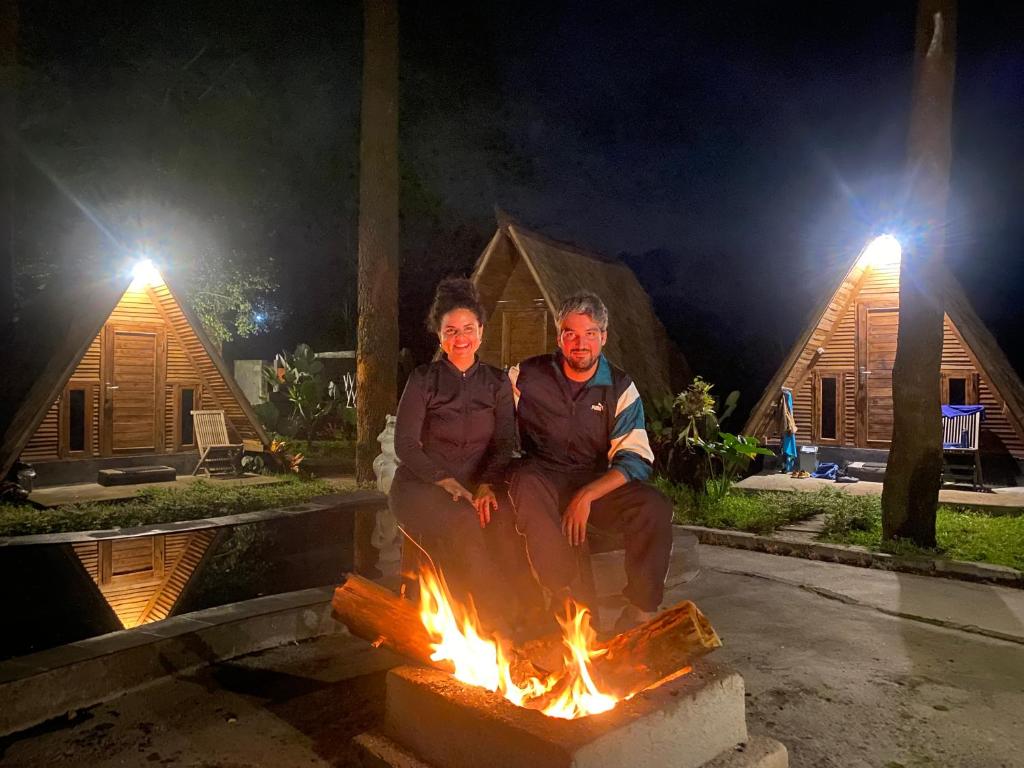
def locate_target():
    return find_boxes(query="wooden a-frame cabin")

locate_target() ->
[470,214,690,401]
[0,265,268,488]
[743,240,1024,472]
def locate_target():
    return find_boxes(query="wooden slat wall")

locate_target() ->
[72,542,99,580]
[480,255,555,370]
[149,283,258,442]
[140,529,216,623]
[21,403,59,460]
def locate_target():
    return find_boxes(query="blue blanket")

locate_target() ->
[941,404,985,419]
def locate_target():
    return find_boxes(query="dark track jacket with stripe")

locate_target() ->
[509,352,654,482]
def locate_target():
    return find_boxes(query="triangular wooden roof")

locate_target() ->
[0,271,269,480]
[742,246,1024,441]
[471,213,690,400]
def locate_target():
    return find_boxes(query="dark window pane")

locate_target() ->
[820,377,837,440]
[948,378,967,406]
[180,389,195,445]
[69,389,86,452]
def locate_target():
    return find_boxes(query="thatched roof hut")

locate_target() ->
[470,214,690,400]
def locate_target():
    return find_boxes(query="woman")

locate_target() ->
[389,277,518,627]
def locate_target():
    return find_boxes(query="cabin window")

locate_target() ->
[947,377,967,406]
[819,376,838,440]
[68,389,86,452]
[180,388,195,446]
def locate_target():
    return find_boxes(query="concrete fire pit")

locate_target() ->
[354,661,787,768]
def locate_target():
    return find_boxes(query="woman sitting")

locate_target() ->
[389,277,519,629]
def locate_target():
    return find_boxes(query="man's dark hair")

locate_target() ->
[556,291,609,331]
[427,277,486,332]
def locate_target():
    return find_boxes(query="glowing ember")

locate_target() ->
[417,566,624,719]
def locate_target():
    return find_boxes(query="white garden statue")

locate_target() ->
[371,414,400,552]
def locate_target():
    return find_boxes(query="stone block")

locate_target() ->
[384,660,747,768]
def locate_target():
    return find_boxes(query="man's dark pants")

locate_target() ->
[509,462,674,612]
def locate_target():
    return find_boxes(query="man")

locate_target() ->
[509,291,674,631]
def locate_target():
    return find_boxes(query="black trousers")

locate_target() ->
[509,463,674,612]
[388,468,528,625]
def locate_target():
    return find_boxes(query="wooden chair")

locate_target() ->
[941,406,984,490]
[191,410,244,476]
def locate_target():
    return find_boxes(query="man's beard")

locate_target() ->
[564,351,597,372]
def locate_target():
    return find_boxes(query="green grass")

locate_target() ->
[822,504,1024,571]
[0,476,349,537]
[658,478,1024,571]
[655,478,829,534]
[276,437,355,460]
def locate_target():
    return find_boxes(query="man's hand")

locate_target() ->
[435,477,474,504]
[473,483,498,528]
[562,487,594,546]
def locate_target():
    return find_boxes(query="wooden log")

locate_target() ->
[594,599,721,696]
[331,572,445,669]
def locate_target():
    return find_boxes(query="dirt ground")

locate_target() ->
[2,548,1023,768]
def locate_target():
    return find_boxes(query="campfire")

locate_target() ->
[332,563,722,721]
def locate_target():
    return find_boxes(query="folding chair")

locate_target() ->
[191,410,244,476]
[940,405,985,491]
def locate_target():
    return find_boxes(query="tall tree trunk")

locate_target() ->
[881,0,957,546]
[355,0,399,483]
[0,0,16,324]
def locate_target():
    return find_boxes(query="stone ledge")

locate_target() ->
[0,585,343,738]
[679,525,1024,587]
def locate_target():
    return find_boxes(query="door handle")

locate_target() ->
[105,384,120,390]
[859,367,871,382]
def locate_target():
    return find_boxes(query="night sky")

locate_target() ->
[14,0,1024,422]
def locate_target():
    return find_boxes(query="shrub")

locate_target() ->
[0,476,344,537]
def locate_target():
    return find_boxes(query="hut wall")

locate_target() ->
[19,282,258,466]
[760,263,1024,456]
[149,283,258,443]
[479,255,554,370]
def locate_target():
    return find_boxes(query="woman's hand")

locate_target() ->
[473,483,499,528]
[435,477,474,504]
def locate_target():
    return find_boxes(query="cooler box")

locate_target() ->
[799,445,819,474]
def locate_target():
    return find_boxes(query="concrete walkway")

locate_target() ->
[736,472,1024,509]
[3,535,1024,766]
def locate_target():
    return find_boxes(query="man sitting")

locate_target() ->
[509,291,674,632]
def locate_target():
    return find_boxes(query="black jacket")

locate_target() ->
[393,356,515,487]
[511,352,654,481]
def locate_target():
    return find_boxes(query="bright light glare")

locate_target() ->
[861,234,902,268]
[129,258,162,288]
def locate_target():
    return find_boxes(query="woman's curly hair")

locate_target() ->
[427,277,486,333]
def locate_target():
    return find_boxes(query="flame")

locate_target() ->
[416,566,622,719]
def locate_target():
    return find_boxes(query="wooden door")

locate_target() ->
[501,309,549,368]
[856,303,898,447]
[103,323,166,454]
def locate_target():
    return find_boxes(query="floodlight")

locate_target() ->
[861,234,902,268]
[130,258,162,288]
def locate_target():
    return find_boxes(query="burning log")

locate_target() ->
[331,573,721,701]
[595,600,721,696]
[331,572,445,669]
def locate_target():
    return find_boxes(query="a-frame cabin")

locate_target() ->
[470,214,690,401]
[743,238,1024,473]
[1,264,268,487]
